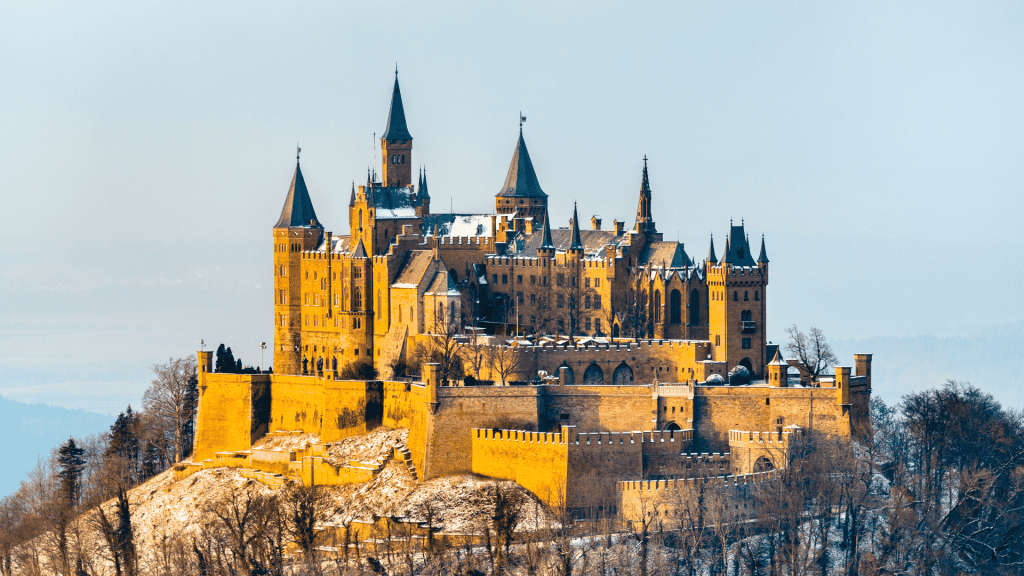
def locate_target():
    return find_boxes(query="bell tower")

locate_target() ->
[381,71,413,188]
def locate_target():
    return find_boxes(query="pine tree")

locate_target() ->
[106,406,141,485]
[56,437,86,507]
[141,440,161,481]
[215,344,228,373]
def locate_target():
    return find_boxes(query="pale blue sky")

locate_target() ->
[1,1,1022,414]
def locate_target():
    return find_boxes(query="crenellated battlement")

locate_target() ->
[616,470,775,494]
[728,427,803,448]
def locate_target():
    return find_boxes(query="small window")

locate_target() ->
[517,292,524,304]
[744,291,749,301]
[754,291,759,301]
[766,398,770,406]
[492,274,498,284]
[585,278,591,288]
[502,274,508,285]
[517,275,523,285]
[733,291,738,301]
[595,318,601,332]
[742,338,752,349]
[585,295,591,309]
[531,275,536,285]
[595,278,600,287]
[585,318,592,331]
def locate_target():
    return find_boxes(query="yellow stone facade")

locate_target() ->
[191,74,873,520]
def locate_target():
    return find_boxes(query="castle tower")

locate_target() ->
[706,222,767,377]
[381,73,413,188]
[416,167,431,217]
[767,349,787,387]
[496,127,548,221]
[273,158,324,375]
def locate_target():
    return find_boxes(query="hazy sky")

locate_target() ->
[1,1,1022,414]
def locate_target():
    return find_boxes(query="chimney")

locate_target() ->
[591,216,602,231]
[613,220,624,235]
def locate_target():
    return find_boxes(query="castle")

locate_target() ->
[188,74,872,521]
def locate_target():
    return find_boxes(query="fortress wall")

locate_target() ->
[728,429,802,474]
[616,472,774,526]
[521,340,713,385]
[655,387,696,430]
[321,380,384,442]
[403,383,432,481]
[425,386,540,479]
[638,429,695,477]
[267,375,326,435]
[471,428,570,508]
[540,385,655,432]
[193,373,269,461]
[692,386,846,451]
[567,431,644,509]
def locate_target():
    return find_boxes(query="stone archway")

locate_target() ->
[612,324,620,338]
[754,456,774,473]
[664,421,682,432]
[583,363,604,385]
[612,362,634,385]
[739,357,754,373]
[558,363,575,385]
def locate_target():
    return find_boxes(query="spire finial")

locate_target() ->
[296,142,301,163]
[519,111,526,134]
[395,63,398,78]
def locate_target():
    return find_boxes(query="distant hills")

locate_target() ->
[833,321,1024,408]
[0,396,113,497]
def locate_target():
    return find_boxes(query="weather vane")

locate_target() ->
[297,142,301,162]
[520,112,526,131]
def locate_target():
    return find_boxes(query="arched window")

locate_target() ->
[613,362,634,385]
[654,291,662,323]
[558,363,575,385]
[741,310,752,321]
[358,210,363,231]
[744,291,749,301]
[688,289,700,326]
[670,290,682,324]
[733,291,739,301]
[583,363,604,385]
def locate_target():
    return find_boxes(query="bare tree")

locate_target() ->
[143,356,199,464]
[424,309,465,385]
[281,482,330,566]
[554,266,583,344]
[203,481,277,576]
[784,325,837,380]
[489,338,526,386]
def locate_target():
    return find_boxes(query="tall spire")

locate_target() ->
[722,236,732,264]
[636,156,652,223]
[497,131,547,198]
[758,235,769,263]
[275,160,321,228]
[349,181,356,207]
[707,234,718,264]
[539,213,554,250]
[569,202,583,251]
[382,74,412,140]
[419,166,430,201]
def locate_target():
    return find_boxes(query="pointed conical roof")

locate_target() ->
[497,132,547,198]
[349,182,356,207]
[722,224,757,266]
[768,348,787,366]
[275,162,321,228]
[382,75,412,140]
[569,203,583,250]
[351,239,367,258]
[419,166,430,201]
[722,236,732,264]
[707,234,718,264]
[539,213,554,250]
[758,235,769,263]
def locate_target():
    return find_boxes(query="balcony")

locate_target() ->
[740,320,757,334]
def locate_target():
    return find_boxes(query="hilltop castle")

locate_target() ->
[188,74,872,520]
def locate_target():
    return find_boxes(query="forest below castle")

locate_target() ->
[1,355,1022,575]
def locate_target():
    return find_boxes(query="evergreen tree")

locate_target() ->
[215,344,228,373]
[235,358,243,373]
[56,437,86,507]
[106,406,141,485]
[140,440,161,481]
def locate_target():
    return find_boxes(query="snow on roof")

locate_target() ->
[422,214,494,237]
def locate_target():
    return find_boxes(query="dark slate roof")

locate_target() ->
[758,235,769,263]
[568,204,583,250]
[418,167,430,200]
[506,228,626,259]
[638,241,692,268]
[351,239,367,258]
[368,186,419,219]
[497,132,547,198]
[275,163,322,228]
[382,77,412,141]
[424,269,461,296]
[539,214,554,249]
[635,158,653,223]
[707,234,718,264]
[721,224,757,266]
[421,214,493,237]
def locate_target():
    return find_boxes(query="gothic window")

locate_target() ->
[353,287,362,309]
[612,362,634,385]
[354,267,362,279]
[688,289,700,326]
[670,290,682,324]
[741,310,752,321]
[583,363,604,385]
[654,291,662,323]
